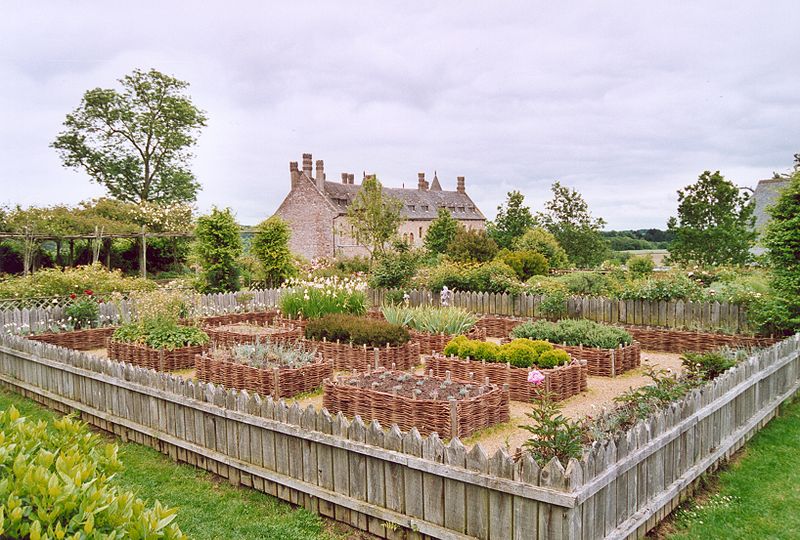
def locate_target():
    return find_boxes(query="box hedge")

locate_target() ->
[305,313,410,347]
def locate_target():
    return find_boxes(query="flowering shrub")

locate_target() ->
[0,264,155,299]
[64,290,101,329]
[305,313,409,347]
[423,260,523,294]
[0,406,186,539]
[279,276,367,320]
[511,319,633,349]
[442,336,570,369]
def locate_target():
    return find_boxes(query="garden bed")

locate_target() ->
[552,341,640,377]
[200,309,278,327]
[107,339,207,371]
[425,354,587,402]
[275,315,309,332]
[620,325,781,353]
[195,353,332,398]
[410,327,487,355]
[27,326,116,351]
[308,338,420,371]
[204,322,302,348]
[322,369,509,438]
[474,315,529,338]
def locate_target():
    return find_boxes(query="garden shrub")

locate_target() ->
[112,319,209,350]
[0,264,155,299]
[521,392,585,465]
[513,227,569,269]
[627,255,655,276]
[539,290,569,320]
[682,351,736,381]
[193,207,242,293]
[369,250,419,289]
[442,336,567,369]
[466,260,523,294]
[64,290,100,329]
[446,228,498,263]
[618,273,706,302]
[279,276,367,320]
[381,305,477,335]
[537,349,571,369]
[498,339,542,368]
[558,271,619,297]
[250,216,296,288]
[511,319,633,349]
[305,313,410,347]
[0,406,186,539]
[496,249,549,280]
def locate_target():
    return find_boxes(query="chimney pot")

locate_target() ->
[302,153,313,176]
[341,172,348,184]
[290,161,300,189]
[418,172,427,190]
[315,159,325,189]
[348,173,355,185]
[457,176,466,194]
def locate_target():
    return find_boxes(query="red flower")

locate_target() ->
[84,289,93,296]
[69,293,77,299]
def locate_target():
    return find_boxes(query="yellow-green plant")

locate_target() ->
[0,406,185,539]
[381,305,477,335]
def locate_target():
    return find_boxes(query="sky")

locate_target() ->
[1,1,798,229]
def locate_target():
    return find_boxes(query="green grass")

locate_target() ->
[0,388,345,540]
[664,397,800,539]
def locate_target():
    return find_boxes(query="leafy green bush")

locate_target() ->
[0,264,155,299]
[305,313,410,347]
[446,228,498,263]
[64,290,100,329]
[511,319,633,349]
[381,305,477,335]
[425,260,523,294]
[279,277,367,320]
[627,255,655,276]
[618,273,706,302]
[558,271,620,296]
[496,249,549,280]
[513,227,569,269]
[113,319,209,350]
[250,216,296,288]
[369,251,419,289]
[0,406,185,539]
[193,207,242,293]
[539,291,569,320]
[442,336,568,369]
[682,351,736,381]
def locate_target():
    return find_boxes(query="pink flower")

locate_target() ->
[527,370,545,385]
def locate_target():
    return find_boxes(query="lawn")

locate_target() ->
[662,397,800,539]
[0,388,350,540]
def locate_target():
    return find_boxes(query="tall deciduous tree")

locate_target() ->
[667,171,755,266]
[513,227,570,269]
[535,182,609,268]
[488,191,535,249]
[424,207,459,254]
[345,176,404,259]
[193,207,242,293]
[52,68,207,204]
[251,216,296,288]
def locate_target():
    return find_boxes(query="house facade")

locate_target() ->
[274,153,486,260]
[751,177,790,255]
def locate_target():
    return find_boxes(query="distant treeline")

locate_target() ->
[601,229,673,251]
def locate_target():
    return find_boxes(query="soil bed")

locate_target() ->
[337,369,495,401]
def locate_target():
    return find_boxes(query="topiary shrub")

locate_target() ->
[305,313,409,347]
[537,349,570,369]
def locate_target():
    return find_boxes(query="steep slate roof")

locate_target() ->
[753,178,790,233]
[322,180,486,221]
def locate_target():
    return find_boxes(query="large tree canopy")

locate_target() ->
[52,68,207,204]
[488,190,535,249]
[667,171,755,266]
[345,176,404,259]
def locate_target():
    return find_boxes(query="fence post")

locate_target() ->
[449,399,459,439]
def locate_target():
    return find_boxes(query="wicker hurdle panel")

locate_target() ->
[620,325,781,353]
[199,310,278,327]
[322,372,509,438]
[425,355,587,402]
[553,341,641,377]
[274,316,309,332]
[204,324,302,348]
[107,339,207,371]
[306,339,420,372]
[410,327,488,356]
[474,315,529,338]
[28,327,116,351]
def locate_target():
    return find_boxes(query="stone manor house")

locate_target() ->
[274,153,486,259]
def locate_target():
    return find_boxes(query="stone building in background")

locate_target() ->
[751,177,790,255]
[274,153,486,260]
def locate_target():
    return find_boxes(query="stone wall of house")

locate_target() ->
[274,174,337,260]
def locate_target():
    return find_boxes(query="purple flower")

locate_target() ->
[528,370,545,385]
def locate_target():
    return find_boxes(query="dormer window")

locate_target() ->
[457,206,465,212]
[408,205,416,212]
[421,205,429,211]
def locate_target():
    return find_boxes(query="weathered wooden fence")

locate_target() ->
[0,329,797,539]
[0,287,750,334]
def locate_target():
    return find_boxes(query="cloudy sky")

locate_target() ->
[1,1,798,229]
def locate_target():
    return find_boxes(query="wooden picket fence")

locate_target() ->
[0,328,797,538]
[0,286,750,335]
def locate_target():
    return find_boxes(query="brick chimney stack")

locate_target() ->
[315,160,325,190]
[457,176,465,194]
[302,153,313,177]
[348,173,355,185]
[290,161,299,189]
[418,172,428,190]
[341,172,348,184]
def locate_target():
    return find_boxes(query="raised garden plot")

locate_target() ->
[27,326,116,351]
[195,352,332,398]
[323,369,509,438]
[107,339,207,371]
[409,327,487,355]
[199,309,278,327]
[204,322,301,348]
[310,338,420,371]
[425,354,587,402]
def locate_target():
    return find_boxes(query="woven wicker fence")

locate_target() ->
[425,354,588,402]
[27,327,116,351]
[204,324,302,348]
[307,339,420,372]
[621,325,781,353]
[555,342,641,377]
[322,371,509,438]
[199,309,278,327]
[107,339,207,371]
[409,327,487,356]
[194,353,332,398]
[474,315,529,338]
